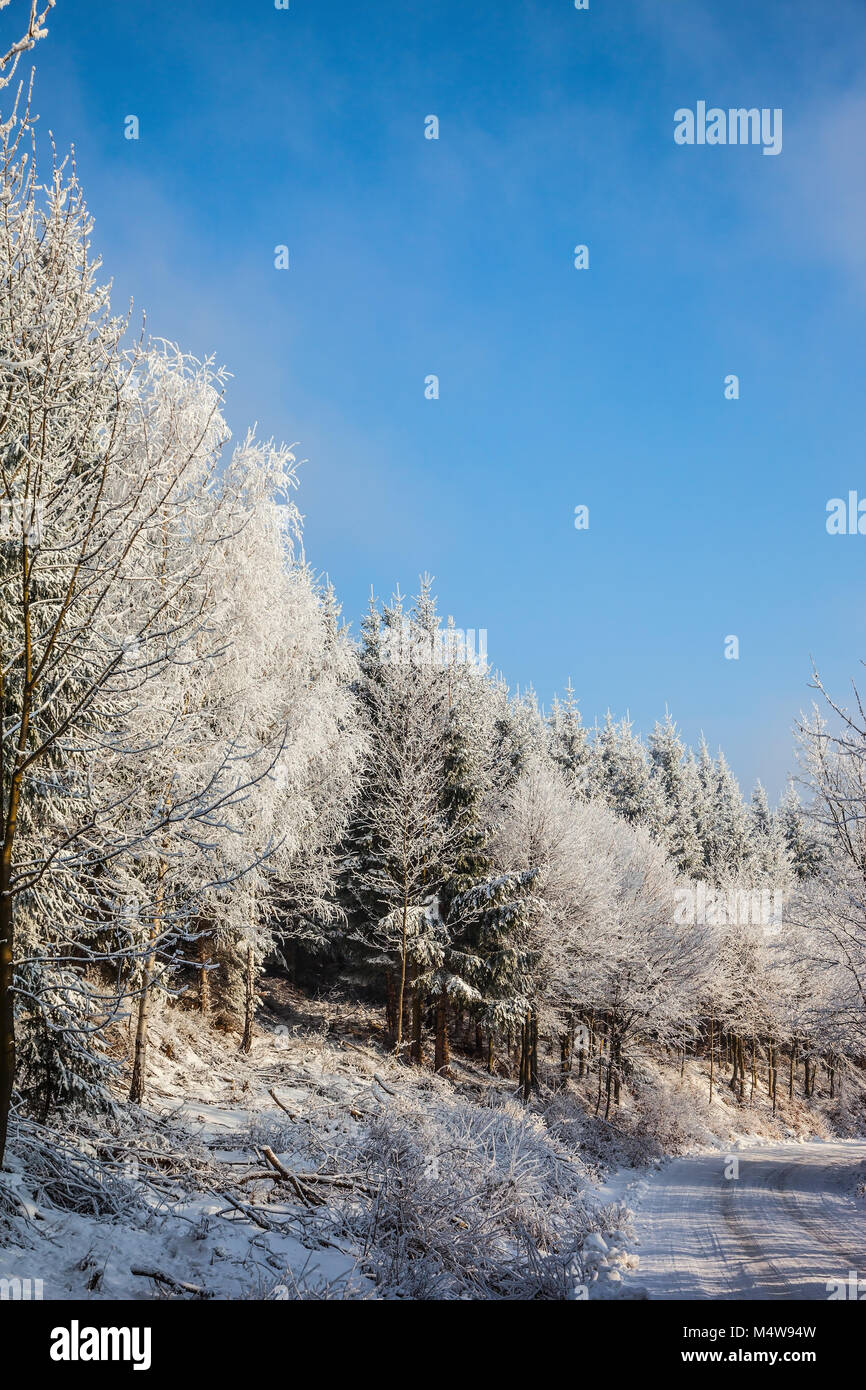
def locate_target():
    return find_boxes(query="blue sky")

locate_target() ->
[22,0,866,799]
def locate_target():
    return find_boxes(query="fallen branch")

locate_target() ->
[268,1087,300,1120]
[214,1189,280,1230]
[262,1146,324,1206]
[259,1149,378,1199]
[131,1267,212,1299]
[373,1073,397,1096]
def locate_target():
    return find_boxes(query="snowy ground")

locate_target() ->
[629,1140,866,1300]
[0,988,625,1299]
[4,985,865,1300]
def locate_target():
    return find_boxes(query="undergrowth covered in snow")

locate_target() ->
[2,984,863,1301]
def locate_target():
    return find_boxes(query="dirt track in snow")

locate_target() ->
[634,1141,866,1300]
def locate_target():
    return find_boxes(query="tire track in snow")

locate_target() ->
[632,1141,866,1300]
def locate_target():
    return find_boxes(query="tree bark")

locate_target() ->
[708,1016,715,1103]
[411,970,423,1065]
[0,856,14,1165]
[595,1035,604,1115]
[434,994,449,1073]
[240,942,255,1054]
[129,867,166,1104]
[385,970,397,1042]
[395,892,409,1055]
[198,932,211,1015]
[530,1011,539,1092]
[0,666,30,1165]
[604,1051,614,1120]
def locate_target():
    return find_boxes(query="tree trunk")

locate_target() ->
[129,868,166,1104]
[767,1037,775,1102]
[385,971,397,1042]
[709,1016,715,1104]
[728,1032,740,1095]
[198,933,211,1015]
[604,1050,614,1120]
[434,995,449,1073]
[240,943,255,1054]
[0,723,30,1163]
[395,893,409,1055]
[595,1036,604,1115]
[411,970,424,1065]
[738,1036,746,1101]
[0,857,14,1165]
[530,1012,539,1092]
[519,1011,530,1100]
[130,936,157,1103]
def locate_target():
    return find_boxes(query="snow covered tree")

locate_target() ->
[591,712,665,834]
[0,119,257,1157]
[346,588,459,1056]
[648,714,705,876]
[548,681,591,798]
[749,781,791,882]
[0,1,54,93]
[696,742,754,881]
[790,676,866,1051]
[778,780,823,881]
[572,807,709,1115]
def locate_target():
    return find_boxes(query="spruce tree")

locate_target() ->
[548,680,591,798]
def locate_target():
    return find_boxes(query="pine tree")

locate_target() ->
[712,752,755,879]
[778,781,823,880]
[548,681,591,798]
[749,781,790,881]
[344,586,458,1055]
[592,712,665,832]
[648,715,705,877]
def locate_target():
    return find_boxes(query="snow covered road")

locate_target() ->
[633,1141,866,1300]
